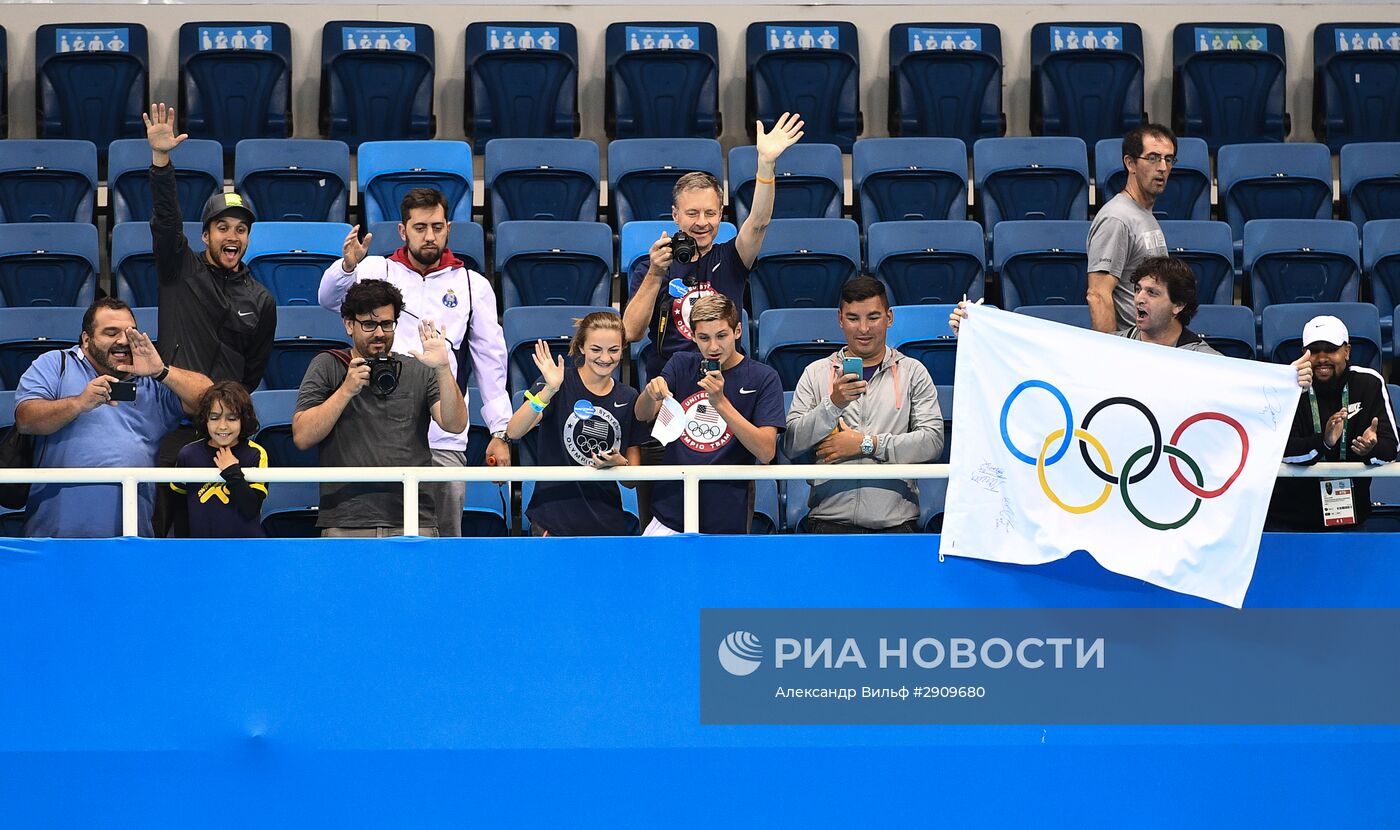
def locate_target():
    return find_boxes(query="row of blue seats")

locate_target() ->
[2,19,1396,155]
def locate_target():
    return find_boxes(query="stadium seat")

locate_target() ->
[0,307,83,389]
[263,305,350,391]
[0,27,7,138]
[1015,304,1091,328]
[748,218,861,317]
[1313,23,1400,151]
[1189,304,1258,359]
[1244,219,1361,317]
[608,138,724,227]
[250,389,316,467]
[619,220,737,301]
[867,220,985,306]
[888,303,959,385]
[606,22,720,140]
[520,479,627,536]
[259,480,321,538]
[364,219,485,276]
[1261,301,1381,371]
[852,137,968,233]
[1095,136,1211,221]
[1376,385,1400,509]
[1031,22,1145,148]
[1363,220,1400,349]
[752,478,781,535]
[111,221,205,306]
[1159,219,1237,305]
[357,140,473,225]
[729,143,843,225]
[107,138,223,225]
[465,22,578,146]
[0,140,97,223]
[0,223,98,307]
[1218,142,1334,247]
[234,139,350,223]
[320,21,434,148]
[972,137,1090,236]
[178,22,292,152]
[1172,23,1289,151]
[502,305,614,393]
[756,307,845,390]
[746,21,861,151]
[887,23,1004,143]
[933,383,954,465]
[484,138,599,230]
[494,220,613,307]
[991,219,1092,310]
[1341,142,1400,230]
[245,221,353,306]
[35,23,148,153]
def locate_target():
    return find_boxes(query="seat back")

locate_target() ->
[0,140,98,224]
[245,221,353,305]
[728,143,843,224]
[1261,301,1381,370]
[1364,220,1400,326]
[178,22,292,152]
[1218,142,1334,238]
[264,306,351,391]
[973,137,1090,231]
[756,308,845,390]
[1031,23,1145,147]
[1189,304,1258,359]
[1341,141,1400,229]
[747,21,861,151]
[234,139,350,223]
[1014,304,1092,329]
[748,218,861,316]
[0,28,7,138]
[0,307,84,388]
[991,219,1092,309]
[1172,23,1288,150]
[606,22,719,139]
[1159,219,1237,305]
[320,21,435,148]
[357,140,473,225]
[494,220,613,307]
[484,138,600,230]
[108,138,223,224]
[867,220,985,305]
[887,304,959,384]
[0,223,98,307]
[111,221,204,306]
[608,138,724,227]
[252,389,319,467]
[1312,24,1400,151]
[1244,219,1361,313]
[888,23,1003,142]
[35,24,148,153]
[364,219,485,276]
[502,305,615,392]
[465,22,578,146]
[853,137,968,231]
[1094,136,1211,221]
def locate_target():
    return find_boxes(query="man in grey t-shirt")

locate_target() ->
[1087,123,1175,333]
[292,279,468,536]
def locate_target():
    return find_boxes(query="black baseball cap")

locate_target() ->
[200,192,256,227]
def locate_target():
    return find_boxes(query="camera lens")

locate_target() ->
[670,230,698,264]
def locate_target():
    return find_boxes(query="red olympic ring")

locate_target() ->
[1168,411,1249,499]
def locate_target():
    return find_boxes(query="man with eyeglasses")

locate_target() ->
[292,279,468,537]
[1087,124,1175,333]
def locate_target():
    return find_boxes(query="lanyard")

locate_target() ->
[1309,384,1350,460]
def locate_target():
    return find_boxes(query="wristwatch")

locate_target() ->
[860,434,875,456]
[491,430,510,444]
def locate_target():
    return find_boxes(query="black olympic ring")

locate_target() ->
[1077,396,1163,485]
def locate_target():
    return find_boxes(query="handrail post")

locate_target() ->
[403,474,419,536]
[121,475,139,537]
[683,469,699,534]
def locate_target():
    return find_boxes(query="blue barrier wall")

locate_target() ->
[2,534,1397,826]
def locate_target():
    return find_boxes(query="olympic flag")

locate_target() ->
[938,305,1299,607]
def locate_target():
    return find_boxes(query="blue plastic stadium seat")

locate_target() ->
[0,28,7,138]
[0,307,84,389]
[252,389,318,469]
[178,22,291,153]
[888,23,1004,143]
[1095,136,1211,221]
[0,140,97,224]
[234,139,350,223]
[320,21,435,148]
[1218,143,1334,241]
[484,138,599,231]
[108,138,223,225]
[494,220,613,307]
[111,221,204,307]
[1159,219,1237,306]
[729,143,843,225]
[263,305,351,391]
[608,138,724,227]
[1031,22,1145,148]
[606,22,720,139]
[619,220,737,301]
[1172,23,1289,151]
[992,220,1092,309]
[1015,304,1091,328]
[1313,23,1400,151]
[1244,220,1361,318]
[853,137,968,234]
[245,222,352,306]
[0,223,98,307]
[1341,142,1400,230]
[1262,301,1381,371]
[357,140,472,225]
[747,21,861,151]
[465,22,578,146]
[748,218,861,317]
[756,307,845,390]
[364,219,485,276]
[973,137,1090,237]
[1189,304,1258,359]
[887,304,959,385]
[1365,220,1400,350]
[35,24,148,154]
[867,220,985,306]
[502,305,614,393]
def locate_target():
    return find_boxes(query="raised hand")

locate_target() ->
[755,112,805,163]
[342,225,372,271]
[125,328,164,378]
[142,103,187,158]
[1351,417,1381,457]
[1325,407,1347,449]
[532,339,565,391]
[408,319,451,369]
[1291,350,1313,390]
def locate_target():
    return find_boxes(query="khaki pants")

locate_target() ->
[321,526,441,538]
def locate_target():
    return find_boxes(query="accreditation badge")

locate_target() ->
[1320,478,1357,526]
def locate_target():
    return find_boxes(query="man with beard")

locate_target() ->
[1267,315,1398,531]
[15,298,213,537]
[320,188,509,536]
[293,279,467,537]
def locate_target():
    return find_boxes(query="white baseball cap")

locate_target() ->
[1302,315,1349,349]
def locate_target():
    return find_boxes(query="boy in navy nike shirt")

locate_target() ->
[635,295,785,534]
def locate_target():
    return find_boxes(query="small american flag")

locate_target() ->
[657,405,674,426]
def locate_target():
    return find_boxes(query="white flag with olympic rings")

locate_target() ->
[938,305,1299,607]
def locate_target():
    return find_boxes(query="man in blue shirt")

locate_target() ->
[16,298,214,537]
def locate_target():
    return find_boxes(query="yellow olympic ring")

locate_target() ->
[1037,428,1113,514]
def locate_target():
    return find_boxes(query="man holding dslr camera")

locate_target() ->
[292,280,468,536]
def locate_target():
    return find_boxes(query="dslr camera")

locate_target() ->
[365,355,402,397]
[670,230,699,265]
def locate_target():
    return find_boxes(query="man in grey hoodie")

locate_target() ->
[784,277,945,533]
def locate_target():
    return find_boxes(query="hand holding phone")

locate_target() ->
[842,356,864,378]
[699,358,721,379]
[108,380,137,402]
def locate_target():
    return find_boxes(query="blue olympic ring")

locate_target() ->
[999,380,1073,465]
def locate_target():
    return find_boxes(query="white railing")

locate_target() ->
[0,461,1395,537]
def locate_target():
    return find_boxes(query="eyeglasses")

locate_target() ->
[1134,153,1178,167]
[354,318,397,332]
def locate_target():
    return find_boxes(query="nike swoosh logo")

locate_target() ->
[712,262,721,272]
[237,311,254,317]
[739,387,756,394]
[613,402,629,408]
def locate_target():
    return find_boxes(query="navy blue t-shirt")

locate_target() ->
[651,352,786,534]
[629,238,749,379]
[527,369,642,536]
[171,439,269,538]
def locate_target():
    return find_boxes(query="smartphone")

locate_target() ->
[699,359,721,378]
[842,356,864,378]
[109,380,137,402]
